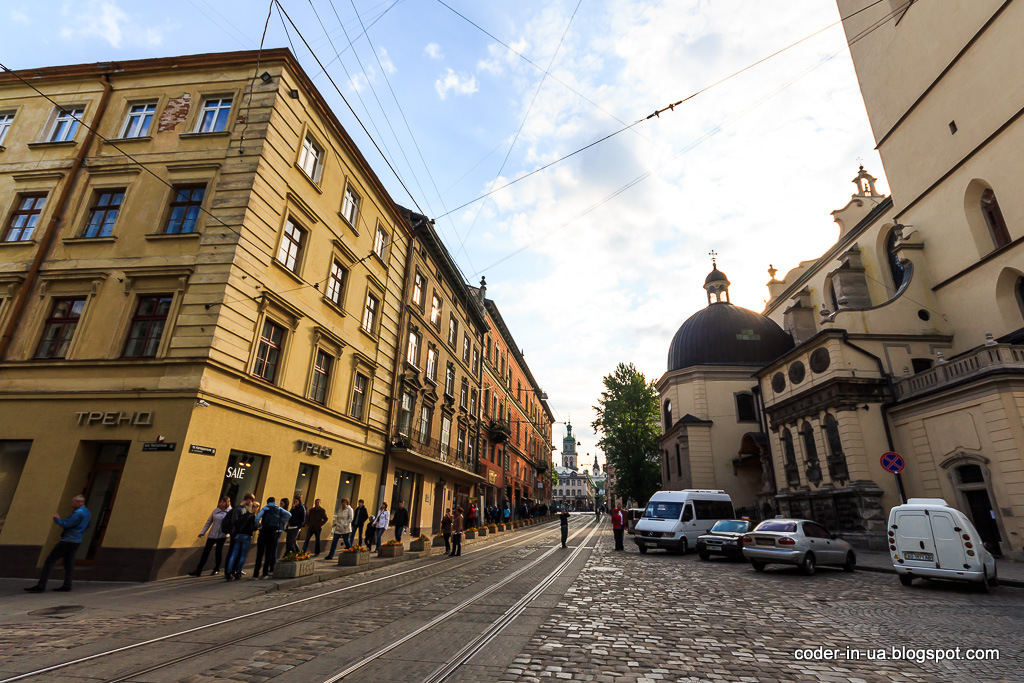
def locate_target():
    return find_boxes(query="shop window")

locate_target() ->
[335,471,358,514]
[349,373,368,420]
[252,319,285,382]
[735,393,757,422]
[164,185,206,234]
[4,193,48,242]
[0,441,31,534]
[309,349,332,404]
[220,450,267,505]
[122,294,173,358]
[391,468,416,517]
[35,297,86,359]
[79,442,129,561]
[294,462,318,504]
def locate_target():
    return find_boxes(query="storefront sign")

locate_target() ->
[142,442,176,452]
[226,465,248,480]
[189,444,216,456]
[75,411,153,427]
[296,439,332,458]
[488,470,497,484]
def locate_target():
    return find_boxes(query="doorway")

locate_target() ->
[432,481,444,534]
[78,443,129,562]
[955,463,1003,556]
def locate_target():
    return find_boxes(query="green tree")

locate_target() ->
[591,362,661,507]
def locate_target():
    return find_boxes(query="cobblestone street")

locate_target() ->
[502,528,1024,683]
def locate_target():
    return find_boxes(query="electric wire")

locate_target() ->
[306,0,405,81]
[275,1,300,56]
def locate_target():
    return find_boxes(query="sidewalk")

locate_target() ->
[854,548,1024,587]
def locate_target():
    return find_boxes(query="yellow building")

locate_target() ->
[0,50,413,580]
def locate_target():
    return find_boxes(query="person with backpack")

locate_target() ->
[224,500,258,581]
[188,496,231,576]
[253,497,290,579]
[303,498,329,556]
[24,495,90,593]
[285,494,306,554]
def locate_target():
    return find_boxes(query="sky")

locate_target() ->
[3,0,889,469]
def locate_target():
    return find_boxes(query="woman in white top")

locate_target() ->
[370,502,389,551]
[189,497,231,576]
[323,498,355,560]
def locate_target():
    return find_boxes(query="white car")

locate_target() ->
[742,519,855,575]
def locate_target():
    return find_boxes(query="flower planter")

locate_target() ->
[409,540,431,553]
[464,529,476,540]
[275,559,314,578]
[432,536,447,547]
[378,544,404,558]
[338,552,370,567]
[497,523,506,531]
[477,528,488,537]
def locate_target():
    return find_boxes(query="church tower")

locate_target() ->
[593,454,600,476]
[562,422,577,471]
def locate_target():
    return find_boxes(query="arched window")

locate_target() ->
[781,428,799,487]
[1017,277,1024,320]
[885,228,905,290]
[675,444,682,477]
[663,400,673,429]
[822,414,849,484]
[801,420,823,485]
[981,189,1011,249]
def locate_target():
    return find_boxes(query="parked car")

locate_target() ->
[634,490,734,554]
[696,519,751,560]
[742,519,855,575]
[626,508,645,535]
[888,498,998,591]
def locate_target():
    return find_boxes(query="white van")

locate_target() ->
[634,490,734,554]
[888,498,998,591]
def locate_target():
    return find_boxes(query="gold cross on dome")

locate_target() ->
[709,249,718,266]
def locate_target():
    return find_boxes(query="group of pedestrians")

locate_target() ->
[439,507,465,556]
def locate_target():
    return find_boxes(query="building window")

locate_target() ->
[362,293,379,333]
[309,349,332,404]
[470,389,478,416]
[399,391,414,436]
[800,421,822,485]
[277,219,306,273]
[440,416,452,455]
[374,225,388,258]
[448,318,458,347]
[460,379,468,408]
[885,228,906,290]
[406,330,421,367]
[350,373,368,420]
[1016,277,1024,321]
[735,393,757,422]
[123,294,173,358]
[120,102,156,138]
[823,414,849,484]
[164,185,205,234]
[327,260,347,307]
[413,273,425,308]
[426,346,438,382]
[663,400,672,429]
[418,406,432,444]
[196,97,232,133]
[48,106,84,142]
[298,134,324,181]
[0,111,15,145]
[463,336,470,363]
[83,189,125,238]
[341,186,360,227]
[472,347,479,374]
[981,189,1011,249]
[4,194,47,242]
[35,297,86,359]
[430,294,442,327]
[782,428,799,487]
[252,319,285,381]
[457,428,466,459]
[445,365,455,396]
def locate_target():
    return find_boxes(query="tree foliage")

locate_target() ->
[591,362,661,507]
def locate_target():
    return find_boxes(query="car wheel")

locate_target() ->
[980,568,991,594]
[638,545,648,554]
[750,560,766,572]
[843,552,856,573]
[678,538,688,555]
[801,552,816,576]
[698,549,710,561]
[898,573,913,587]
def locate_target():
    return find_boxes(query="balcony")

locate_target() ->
[485,418,511,443]
[391,432,475,476]
[894,344,1024,401]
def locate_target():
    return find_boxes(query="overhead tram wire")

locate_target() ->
[453,0,584,263]
[306,0,404,81]
[275,1,300,55]
[471,0,912,277]
[434,0,892,222]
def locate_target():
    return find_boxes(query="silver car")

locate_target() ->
[742,519,856,575]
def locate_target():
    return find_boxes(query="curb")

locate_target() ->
[855,562,1024,588]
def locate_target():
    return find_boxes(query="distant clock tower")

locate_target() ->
[562,422,577,471]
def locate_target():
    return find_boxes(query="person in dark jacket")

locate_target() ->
[223,492,254,572]
[224,500,258,580]
[441,508,453,554]
[25,495,91,593]
[285,494,306,554]
[391,500,410,541]
[450,507,464,557]
[353,499,369,547]
[302,498,329,555]
[253,498,290,579]
[559,509,570,548]
[189,496,231,576]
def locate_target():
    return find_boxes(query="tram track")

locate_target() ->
[0,518,577,683]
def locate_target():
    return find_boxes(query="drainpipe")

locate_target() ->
[0,74,114,361]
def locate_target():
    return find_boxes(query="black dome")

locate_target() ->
[704,266,729,285]
[668,302,793,371]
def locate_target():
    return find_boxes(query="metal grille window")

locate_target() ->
[362,293,379,333]
[123,295,173,358]
[350,373,368,420]
[164,185,205,234]
[252,319,284,381]
[49,106,84,142]
[373,225,388,257]
[277,219,305,272]
[309,350,332,404]
[196,97,232,133]
[327,260,347,306]
[35,297,86,359]
[4,194,47,242]
[83,190,125,238]
[341,186,360,226]
[120,102,156,138]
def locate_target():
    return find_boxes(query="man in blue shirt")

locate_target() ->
[252,497,290,579]
[25,495,90,593]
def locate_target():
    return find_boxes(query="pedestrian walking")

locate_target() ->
[370,502,389,550]
[324,498,354,560]
[559,509,570,548]
[450,506,464,557]
[392,500,410,541]
[253,497,290,579]
[353,499,369,547]
[284,494,305,554]
[189,496,231,576]
[223,492,254,571]
[611,507,625,551]
[467,504,476,530]
[24,495,90,593]
[441,508,453,554]
[503,505,511,523]
[224,499,258,580]
[303,498,328,555]
[595,507,601,523]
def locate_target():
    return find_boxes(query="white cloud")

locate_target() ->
[58,0,168,49]
[10,9,30,24]
[435,68,479,100]
[425,42,444,60]
[378,46,397,74]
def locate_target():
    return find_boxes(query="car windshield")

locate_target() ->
[644,502,683,520]
[710,520,748,533]
[755,521,797,533]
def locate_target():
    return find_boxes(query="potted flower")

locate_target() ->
[464,526,476,540]
[378,539,404,558]
[432,532,447,548]
[488,524,497,534]
[409,534,432,553]
[497,522,506,531]
[276,551,314,578]
[477,525,488,537]
[338,545,370,566]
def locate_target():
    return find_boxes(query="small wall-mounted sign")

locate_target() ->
[142,442,176,452]
[297,439,332,458]
[189,444,216,456]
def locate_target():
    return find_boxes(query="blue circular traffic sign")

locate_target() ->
[880,451,905,474]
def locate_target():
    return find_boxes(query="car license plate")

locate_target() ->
[756,538,774,546]
[706,544,721,550]
[904,551,933,561]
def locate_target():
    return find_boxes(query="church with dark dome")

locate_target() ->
[655,259,793,519]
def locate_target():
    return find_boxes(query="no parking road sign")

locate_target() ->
[880,451,905,474]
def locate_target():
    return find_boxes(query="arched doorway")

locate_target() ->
[942,453,1004,556]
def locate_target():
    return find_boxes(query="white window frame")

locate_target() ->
[373,225,388,258]
[413,273,425,307]
[0,111,15,145]
[195,97,233,133]
[440,416,452,455]
[47,106,84,142]
[362,293,379,334]
[426,346,438,381]
[327,260,347,306]
[298,133,324,182]
[120,102,157,139]
[341,185,360,227]
[407,331,420,367]
[277,219,306,273]
[430,294,441,327]
[350,373,368,420]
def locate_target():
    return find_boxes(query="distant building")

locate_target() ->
[552,423,595,510]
